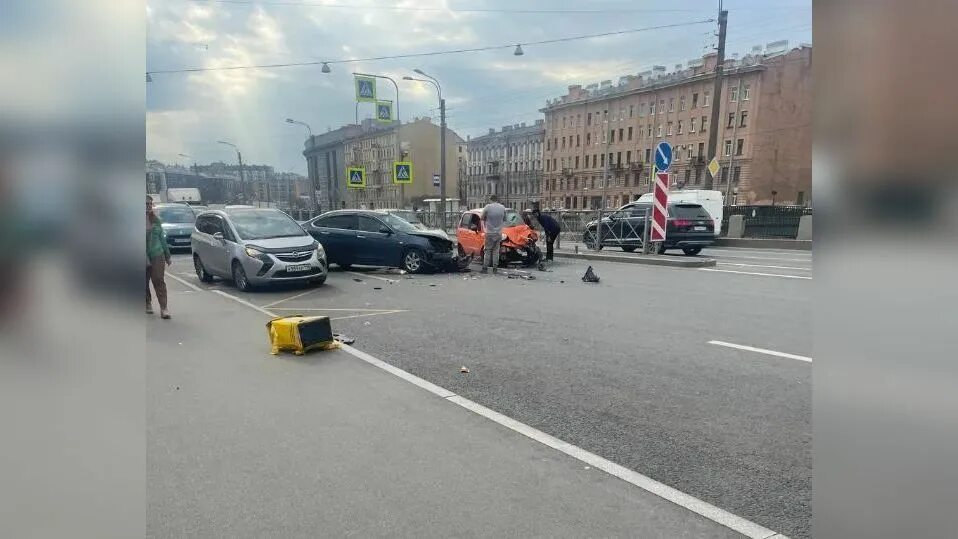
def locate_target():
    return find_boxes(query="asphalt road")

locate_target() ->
[167,249,811,538]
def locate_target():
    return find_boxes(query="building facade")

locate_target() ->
[303,123,370,212]
[540,45,811,210]
[341,117,463,210]
[464,120,544,210]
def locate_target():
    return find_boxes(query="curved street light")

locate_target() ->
[404,70,447,214]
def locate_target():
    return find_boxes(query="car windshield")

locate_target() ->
[228,210,308,240]
[390,210,422,225]
[380,213,419,233]
[671,204,712,219]
[503,209,525,227]
[156,205,196,224]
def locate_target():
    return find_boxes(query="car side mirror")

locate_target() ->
[379,226,392,235]
[212,232,224,241]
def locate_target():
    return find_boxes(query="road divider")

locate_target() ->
[708,340,812,363]
[554,250,717,268]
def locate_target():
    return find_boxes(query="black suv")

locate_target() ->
[583,202,715,255]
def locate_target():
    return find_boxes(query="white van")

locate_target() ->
[637,189,723,237]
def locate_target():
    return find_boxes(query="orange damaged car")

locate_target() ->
[456,208,543,268]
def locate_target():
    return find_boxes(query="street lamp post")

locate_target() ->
[354,72,404,208]
[404,70,446,217]
[177,153,195,173]
[217,140,249,205]
[285,118,320,214]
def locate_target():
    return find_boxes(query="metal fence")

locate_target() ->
[720,205,813,239]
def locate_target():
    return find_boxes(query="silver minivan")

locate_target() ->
[191,208,327,291]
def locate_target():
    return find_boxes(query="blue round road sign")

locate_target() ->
[654,141,673,172]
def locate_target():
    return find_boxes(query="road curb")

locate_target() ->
[715,238,812,251]
[553,250,717,268]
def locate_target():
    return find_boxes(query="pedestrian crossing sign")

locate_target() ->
[393,161,413,185]
[355,75,376,102]
[376,100,393,123]
[347,167,366,189]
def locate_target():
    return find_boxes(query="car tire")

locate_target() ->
[232,261,253,292]
[656,243,667,255]
[456,245,472,271]
[621,246,637,253]
[682,247,702,256]
[193,254,214,282]
[401,247,426,274]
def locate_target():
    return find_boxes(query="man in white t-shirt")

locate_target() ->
[480,195,506,274]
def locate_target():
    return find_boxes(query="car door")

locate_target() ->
[356,215,401,267]
[309,214,358,266]
[622,203,651,245]
[457,213,483,256]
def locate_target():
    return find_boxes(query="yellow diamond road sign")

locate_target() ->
[707,157,721,178]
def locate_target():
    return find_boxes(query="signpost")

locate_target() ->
[354,75,376,102]
[346,167,366,189]
[376,100,393,123]
[432,173,440,188]
[393,161,412,185]
[649,141,672,251]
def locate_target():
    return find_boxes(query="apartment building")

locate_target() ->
[464,120,544,210]
[341,117,463,210]
[541,44,812,210]
[303,123,370,212]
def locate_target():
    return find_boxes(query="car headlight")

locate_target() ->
[501,233,508,241]
[244,246,265,258]
[315,243,325,256]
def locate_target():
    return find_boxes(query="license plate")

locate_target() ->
[694,226,707,231]
[286,264,312,273]
[174,238,190,244]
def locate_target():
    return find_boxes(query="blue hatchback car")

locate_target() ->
[304,210,456,273]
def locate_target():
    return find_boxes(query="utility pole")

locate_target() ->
[596,123,610,249]
[439,97,447,216]
[237,152,247,203]
[703,8,728,190]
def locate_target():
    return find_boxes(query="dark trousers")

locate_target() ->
[146,255,168,310]
[545,231,558,261]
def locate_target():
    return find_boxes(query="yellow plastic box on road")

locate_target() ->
[266,315,337,356]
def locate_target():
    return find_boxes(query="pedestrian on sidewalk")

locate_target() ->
[532,208,561,261]
[146,195,172,319]
[480,194,506,274]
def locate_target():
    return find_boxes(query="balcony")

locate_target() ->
[630,161,644,171]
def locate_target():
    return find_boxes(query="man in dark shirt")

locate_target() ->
[532,209,561,261]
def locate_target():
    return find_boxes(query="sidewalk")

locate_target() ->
[148,281,745,538]
[552,241,717,268]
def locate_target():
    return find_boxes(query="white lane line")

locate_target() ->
[263,288,323,308]
[205,287,787,539]
[330,310,407,321]
[705,248,811,257]
[708,340,812,363]
[445,396,782,539]
[167,272,203,292]
[346,271,398,284]
[211,290,278,317]
[699,268,812,280]
[706,254,811,262]
[717,262,812,271]
[270,308,404,312]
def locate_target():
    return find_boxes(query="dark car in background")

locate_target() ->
[583,201,715,255]
[304,210,456,273]
[154,203,197,252]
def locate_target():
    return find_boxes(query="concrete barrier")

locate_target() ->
[796,215,813,241]
[726,215,745,238]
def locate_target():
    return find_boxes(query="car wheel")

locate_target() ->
[456,245,472,271]
[583,229,603,251]
[401,247,426,274]
[682,247,702,256]
[656,243,667,255]
[232,261,253,292]
[621,246,637,253]
[193,254,214,282]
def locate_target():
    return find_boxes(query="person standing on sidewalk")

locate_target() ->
[146,195,172,319]
[480,195,506,274]
[533,208,561,262]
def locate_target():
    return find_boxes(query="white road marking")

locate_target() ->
[167,272,203,292]
[703,254,811,262]
[201,285,788,539]
[262,288,323,308]
[269,308,408,321]
[270,308,404,312]
[211,290,278,317]
[699,268,812,280]
[330,310,406,321]
[346,271,398,284]
[708,340,812,363]
[717,262,812,271]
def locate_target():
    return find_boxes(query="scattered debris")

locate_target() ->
[460,366,470,374]
[175,386,180,390]
[520,274,536,280]
[429,283,437,287]
[353,278,363,283]
[373,287,382,290]
[584,466,591,470]
[364,321,371,326]
[507,274,518,279]
[559,280,565,284]
[582,265,600,283]
[178,342,182,346]
[398,270,407,275]
[333,333,356,345]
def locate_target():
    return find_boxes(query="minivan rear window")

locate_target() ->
[671,204,712,219]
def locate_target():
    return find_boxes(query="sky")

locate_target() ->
[146,0,811,175]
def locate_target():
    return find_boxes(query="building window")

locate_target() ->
[618,128,623,141]
[572,196,578,209]
[639,103,646,117]
[687,145,693,159]
[553,158,557,170]
[587,113,592,125]
[724,140,732,156]
[695,167,702,184]
[609,130,614,143]
[626,150,631,163]
[666,122,673,136]
[677,120,683,134]
[575,155,580,169]
[739,111,749,127]
[704,91,710,107]
[562,137,566,149]
[600,154,605,167]
[602,131,607,144]
[736,138,744,156]
[586,133,591,145]
[657,124,663,137]
[690,118,697,133]
[692,93,699,108]
[645,148,651,162]
[628,127,633,140]
[603,109,608,120]
[729,85,739,102]
[733,166,741,185]
[727,112,735,128]
[743,84,751,101]
[573,178,578,190]
[659,99,665,113]
[647,124,652,137]
[629,105,634,118]
[701,116,708,132]
[668,98,674,112]
[797,191,805,205]
[680,95,686,111]
[649,102,655,115]
[593,154,598,168]
[698,142,704,156]
[685,169,691,184]
[720,166,728,184]
[576,134,581,147]
[616,151,622,165]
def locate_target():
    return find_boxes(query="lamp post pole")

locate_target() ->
[354,72,403,208]
[217,140,247,204]
[404,70,445,217]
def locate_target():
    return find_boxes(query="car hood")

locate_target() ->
[162,222,195,234]
[408,229,451,242]
[244,236,316,251]
[502,224,539,245]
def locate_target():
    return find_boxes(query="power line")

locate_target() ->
[147,19,713,75]
[187,0,705,14]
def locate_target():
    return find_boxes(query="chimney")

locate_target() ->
[567,84,582,96]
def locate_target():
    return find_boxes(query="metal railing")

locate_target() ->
[720,205,812,239]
